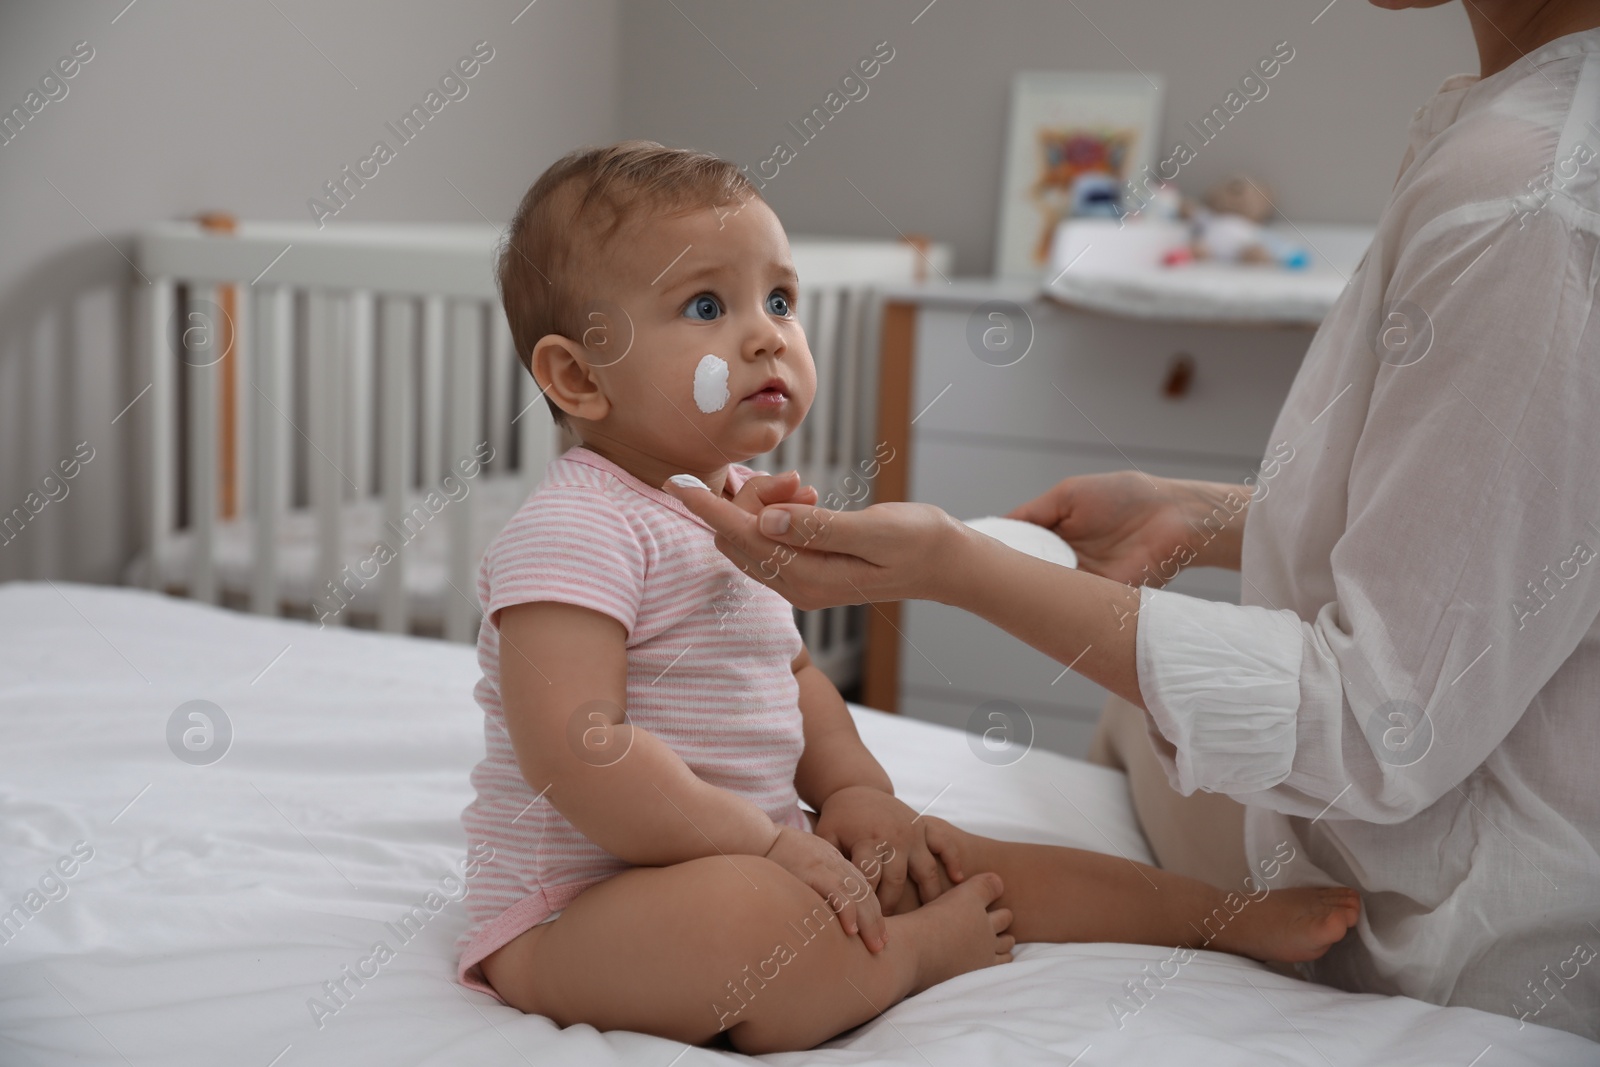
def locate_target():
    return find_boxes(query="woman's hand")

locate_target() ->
[1007,472,1251,586]
[814,786,951,913]
[661,478,962,610]
[763,824,889,952]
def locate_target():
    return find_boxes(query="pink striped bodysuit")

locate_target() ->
[454,445,809,999]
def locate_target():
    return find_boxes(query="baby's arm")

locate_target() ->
[497,600,888,948]
[793,646,951,911]
[791,644,893,803]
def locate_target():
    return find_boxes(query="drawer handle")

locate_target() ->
[1162,353,1196,399]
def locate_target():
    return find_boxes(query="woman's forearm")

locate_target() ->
[932,521,1149,711]
[1174,480,1251,572]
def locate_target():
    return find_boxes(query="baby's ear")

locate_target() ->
[532,333,608,421]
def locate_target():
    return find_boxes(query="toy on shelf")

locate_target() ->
[1160,174,1310,270]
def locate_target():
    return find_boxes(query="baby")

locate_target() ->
[454,140,1360,1054]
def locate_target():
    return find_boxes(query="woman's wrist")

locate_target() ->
[929,511,1146,706]
[927,511,983,606]
[1172,480,1251,571]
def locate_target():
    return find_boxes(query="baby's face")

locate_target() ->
[578,197,816,470]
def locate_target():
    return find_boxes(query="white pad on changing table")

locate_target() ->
[962,516,1078,568]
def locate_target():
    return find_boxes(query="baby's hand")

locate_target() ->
[764,824,888,952]
[815,786,951,913]
[730,470,818,515]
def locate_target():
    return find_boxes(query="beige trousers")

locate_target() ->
[1086,692,1251,892]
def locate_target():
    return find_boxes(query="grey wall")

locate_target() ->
[0,0,619,302]
[619,0,1479,274]
[0,0,620,582]
[0,0,1479,582]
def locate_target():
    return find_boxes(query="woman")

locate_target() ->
[666,0,1600,1040]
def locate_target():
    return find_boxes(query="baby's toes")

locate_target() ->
[1324,887,1361,924]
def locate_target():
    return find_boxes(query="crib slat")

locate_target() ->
[444,299,483,643]
[146,280,175,590]
[377,296,413,634]
[420,295,445,488]
[308,291,345,626]
[231,281,251,520]
[186,285,220,605]
[856,291,885,500]
[27,310,65,581]
[807,287,842,487]
[488,311,514,477]
[801,601,826,650]
[347,291,376,495]
[516,349,554,495]
[250,286,291,615]
[837,289,865,492]
[842,288,881,689]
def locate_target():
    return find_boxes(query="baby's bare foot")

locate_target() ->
[898,870,1014,994]
[1208,886,1361,963]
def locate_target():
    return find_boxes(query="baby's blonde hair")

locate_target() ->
[497,140,764,426]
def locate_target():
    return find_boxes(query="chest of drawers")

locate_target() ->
[862,281,1317,759]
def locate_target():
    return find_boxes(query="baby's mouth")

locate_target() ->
[742,377,789,404]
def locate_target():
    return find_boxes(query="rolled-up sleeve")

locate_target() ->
[1135,196,1600,823]
[1135,588,1304,795]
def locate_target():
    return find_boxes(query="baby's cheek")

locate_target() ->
[792,374,820,424]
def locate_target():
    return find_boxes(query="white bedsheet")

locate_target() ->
[2,582,1593,1066]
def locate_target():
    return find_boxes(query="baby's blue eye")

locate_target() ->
[684,294,721,321]
[767,291,792,317]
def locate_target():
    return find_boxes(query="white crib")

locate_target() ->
[109,219,949,689]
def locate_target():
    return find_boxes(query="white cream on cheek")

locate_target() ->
[693,354,729,413]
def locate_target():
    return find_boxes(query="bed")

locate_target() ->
[3,581,1593,1066]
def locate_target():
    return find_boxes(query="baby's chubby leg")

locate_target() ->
[481,854,1013,1054]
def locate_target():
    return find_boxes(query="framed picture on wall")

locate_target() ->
[994,71,1165,280]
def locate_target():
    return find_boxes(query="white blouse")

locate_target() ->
[1135,28,1600,1041]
